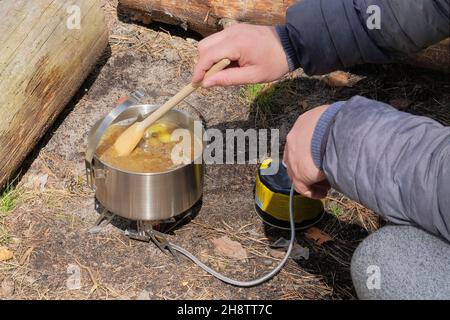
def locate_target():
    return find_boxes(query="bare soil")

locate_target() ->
[1,0,449,300]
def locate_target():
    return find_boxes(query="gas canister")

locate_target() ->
[255,158,325,230]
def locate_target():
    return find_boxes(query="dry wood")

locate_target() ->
[404,38,450,73]
[119,0,296,36]
[0,0,109,188]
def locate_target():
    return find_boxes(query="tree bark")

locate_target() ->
[118,0,297,36]
[0,0,109,188]
[404,39,450,73]
[119,0,449,73]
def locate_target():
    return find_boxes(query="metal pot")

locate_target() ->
[85,103,204,221]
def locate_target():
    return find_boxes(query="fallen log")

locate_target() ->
[0,0,109,188]
[118,0,449,73]
[118,0,296,36]
[404,38,450,73]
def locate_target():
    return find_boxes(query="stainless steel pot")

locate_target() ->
[85,103,204,221]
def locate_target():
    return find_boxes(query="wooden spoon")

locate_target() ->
[112,58,231,156]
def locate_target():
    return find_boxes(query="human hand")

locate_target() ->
[192,24,289,87]
[283,105,331,199]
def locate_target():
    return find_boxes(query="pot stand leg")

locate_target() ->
[124,228,179,262]
[89,209,116,234]
[162,210,193,233]
[94,208,115,227]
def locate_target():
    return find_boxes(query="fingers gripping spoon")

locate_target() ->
[112,59,231,157]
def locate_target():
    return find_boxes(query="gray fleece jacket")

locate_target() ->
[276,0,450,241]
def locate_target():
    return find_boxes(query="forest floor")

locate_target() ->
[1,0,449,300]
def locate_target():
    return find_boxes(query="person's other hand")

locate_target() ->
[283,105,331,199]
[192,24,289,87]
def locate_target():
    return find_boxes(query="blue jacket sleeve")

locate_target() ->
[319,96,450,242]
[276,0,450,75]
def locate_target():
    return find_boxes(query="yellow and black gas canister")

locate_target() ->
[254,158,325,230]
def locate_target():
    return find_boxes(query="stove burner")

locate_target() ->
[90,198,202,260]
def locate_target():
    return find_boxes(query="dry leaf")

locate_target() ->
[390,98,412,110]
[322,71,351,87]
[269,249,285,259]
[211,235,248,260]
[0,247,13,261]
[305,227,333,245]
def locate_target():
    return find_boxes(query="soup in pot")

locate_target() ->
[96,120,201,173]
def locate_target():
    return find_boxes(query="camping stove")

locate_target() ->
[85,91,204,258]
[91,199,201,258]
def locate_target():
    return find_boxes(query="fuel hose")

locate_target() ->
[169,184,296,287]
